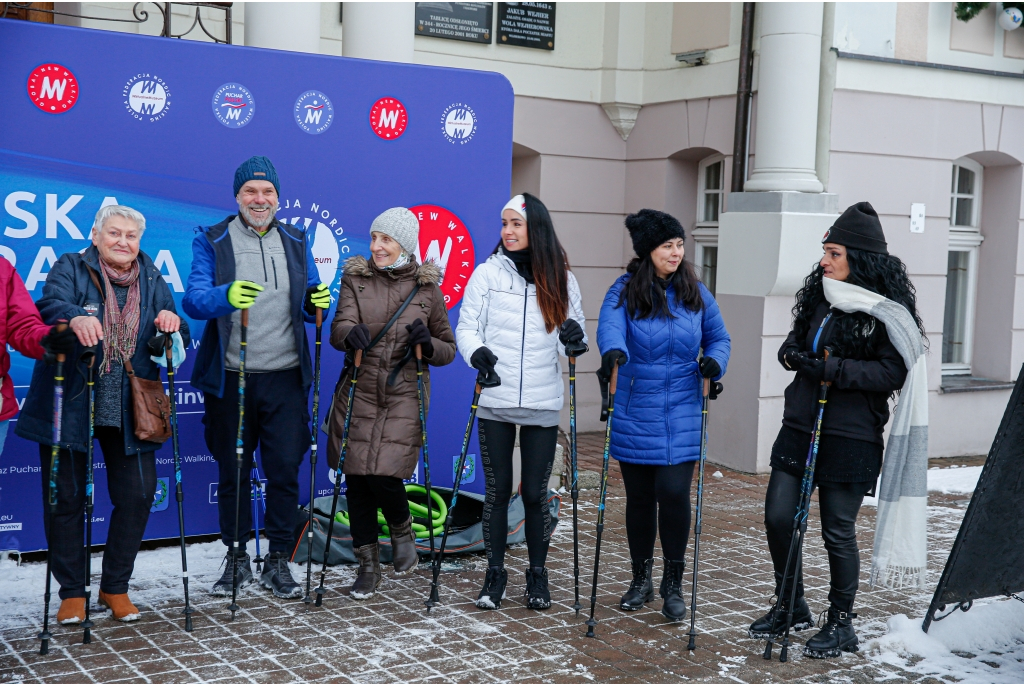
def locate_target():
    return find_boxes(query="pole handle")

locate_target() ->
[240,309,249,328]
[54,322,68,364]
[822,347,832,387]
[703,377,710,398]
[475,382,482,395]
[609,363,619,395]
[315,307,323,328]
[354,349,363,368]
[415,343,422,361]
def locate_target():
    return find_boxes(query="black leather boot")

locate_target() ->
[748,595,814,639]
[619,558,654,611]
[389,517,419,575]
[349,543,382,600]
[659,559,687,622]
[804,606,859,658]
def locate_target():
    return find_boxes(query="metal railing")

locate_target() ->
[0,2,233,43]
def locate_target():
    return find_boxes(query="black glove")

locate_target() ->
[406,318,433,358]
[559,319,584,345]
[709,381,724,401]
[795,352,826,383]
[40,325,76,365]
[782,348,802,371]
[345,323,371,351]
[699,356,721,379]
[597,350,626,385]
[470,346,498,376]
[147,333,171,357]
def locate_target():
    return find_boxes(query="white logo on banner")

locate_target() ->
[293,90,334,135]
[123,73,171,122]
[280,197,348,301]
[441,103,477,144]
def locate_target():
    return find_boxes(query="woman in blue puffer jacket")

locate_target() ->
[596,209,730,622]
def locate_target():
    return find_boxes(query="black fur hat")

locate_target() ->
[625,209,686,258]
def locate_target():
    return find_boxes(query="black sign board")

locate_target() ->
[498,2,555,50]
[416,3,493,44]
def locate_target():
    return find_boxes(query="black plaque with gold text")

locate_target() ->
[416,3,493,44]
[497,2,554,50]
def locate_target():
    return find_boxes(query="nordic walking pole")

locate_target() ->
[229,309,249,621]
[165,335,194,632]
[303,308,324,605]
[426,374,492,611]
[765,348,832,663]
[81,347,96,645]
[314,349,361,607]
[687,376,712,651]
[568,354,582,617]
[415,344,436,580]
[40,321,68,656]
[585,362,618,638]
[251,464,263,576]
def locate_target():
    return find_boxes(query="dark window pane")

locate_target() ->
[954,197,973,227]
[705,161,722,191]
[701,246,718,296]
[942,250,970,365]
[957,166,975,195]
[703,193,719,223]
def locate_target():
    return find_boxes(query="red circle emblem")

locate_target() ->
[27,63,79,114]
[370,97,408,140]
[410,204,475,310]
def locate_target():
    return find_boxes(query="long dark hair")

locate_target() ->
[493,193,569,333]
[618,253,704,319]
[792,248,927,359]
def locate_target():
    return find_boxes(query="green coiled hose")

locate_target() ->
[334,483,447,539]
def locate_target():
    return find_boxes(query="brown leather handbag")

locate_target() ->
[86,265,171,443]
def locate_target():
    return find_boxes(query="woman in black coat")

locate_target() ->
[748,202,925,658]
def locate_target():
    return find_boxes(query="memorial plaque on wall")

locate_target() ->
[498,2,555,50]
[416,3,493,44]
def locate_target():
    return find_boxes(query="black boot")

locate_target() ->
[659,559,687,622]
[619,558,654,611]
[804,606,859,658]
[475,566,508,610]
[260,551,302,599]
[524,567,551,610]
[389,517,419,576]
[349,544,382,600]
[210,549,253,596]
[748,595,814,639]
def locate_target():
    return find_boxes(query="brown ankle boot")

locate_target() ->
[57,597,85,625]
[390,517,419,576]
[349,544,382,600]
[98,591,140,622]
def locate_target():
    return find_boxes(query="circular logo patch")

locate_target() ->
[822,228,831,243]
[294,90,334,135]
[370,97,408,140]
[27,63,79,114]
[441,103,476,144]
[123,73,170,122]
[212,82,255,129]
[409,204,475,309]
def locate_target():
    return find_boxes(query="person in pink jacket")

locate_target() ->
[0,257,73,453]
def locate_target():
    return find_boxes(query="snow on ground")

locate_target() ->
[862,464,983,506]
[864,598,1024,683]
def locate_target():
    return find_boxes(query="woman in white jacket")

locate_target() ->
[456,193,587,610]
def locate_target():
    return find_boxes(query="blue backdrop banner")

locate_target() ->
[0,19,513,552]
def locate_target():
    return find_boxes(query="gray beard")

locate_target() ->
[239,202,277,229]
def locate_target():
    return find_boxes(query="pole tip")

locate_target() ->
[779,645,789,663]
[762,642,773,660]
[687,637,695,651]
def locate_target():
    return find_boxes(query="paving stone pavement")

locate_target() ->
[0,431,979,684]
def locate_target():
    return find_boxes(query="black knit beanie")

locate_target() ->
[823,202,888,254]
[625,209,686,258]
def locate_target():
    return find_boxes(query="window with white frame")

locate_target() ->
[695,154,725,296]
[942,158,984,374]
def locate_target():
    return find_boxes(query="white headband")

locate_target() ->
[502,195,527,222]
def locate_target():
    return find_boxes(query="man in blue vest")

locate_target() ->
[183,156,331,599]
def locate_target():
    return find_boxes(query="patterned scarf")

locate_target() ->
[99,257,141,375]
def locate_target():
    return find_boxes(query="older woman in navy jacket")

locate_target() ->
[596,209,730,622]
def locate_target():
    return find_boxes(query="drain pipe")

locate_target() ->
[731,2,756,192]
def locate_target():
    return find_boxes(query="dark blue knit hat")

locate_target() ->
[233,155,280,197]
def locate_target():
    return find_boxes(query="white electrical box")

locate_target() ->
[910,203,926,233]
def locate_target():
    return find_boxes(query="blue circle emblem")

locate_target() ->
[294,90,334,135]
[212,82,255,129]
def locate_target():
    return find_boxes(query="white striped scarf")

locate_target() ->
[823,277,929,590]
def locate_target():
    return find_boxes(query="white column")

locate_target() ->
[244,2,321,53]
[342,2,415,63]
[744,2,824,193]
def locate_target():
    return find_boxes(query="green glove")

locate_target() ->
[227,280,264,310]
[304,283,332,315]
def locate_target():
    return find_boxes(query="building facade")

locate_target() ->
[33,2,1024,471]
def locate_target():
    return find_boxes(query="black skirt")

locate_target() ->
[770,424,883,486]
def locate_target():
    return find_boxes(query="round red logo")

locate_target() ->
[370,97,408,140]
[410,204,475,310]
[27,63,79,114]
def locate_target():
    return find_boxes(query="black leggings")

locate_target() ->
[619,461,696,562]
[764,469,869,613]
[477,419,557,568]
[346,475,411,549]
